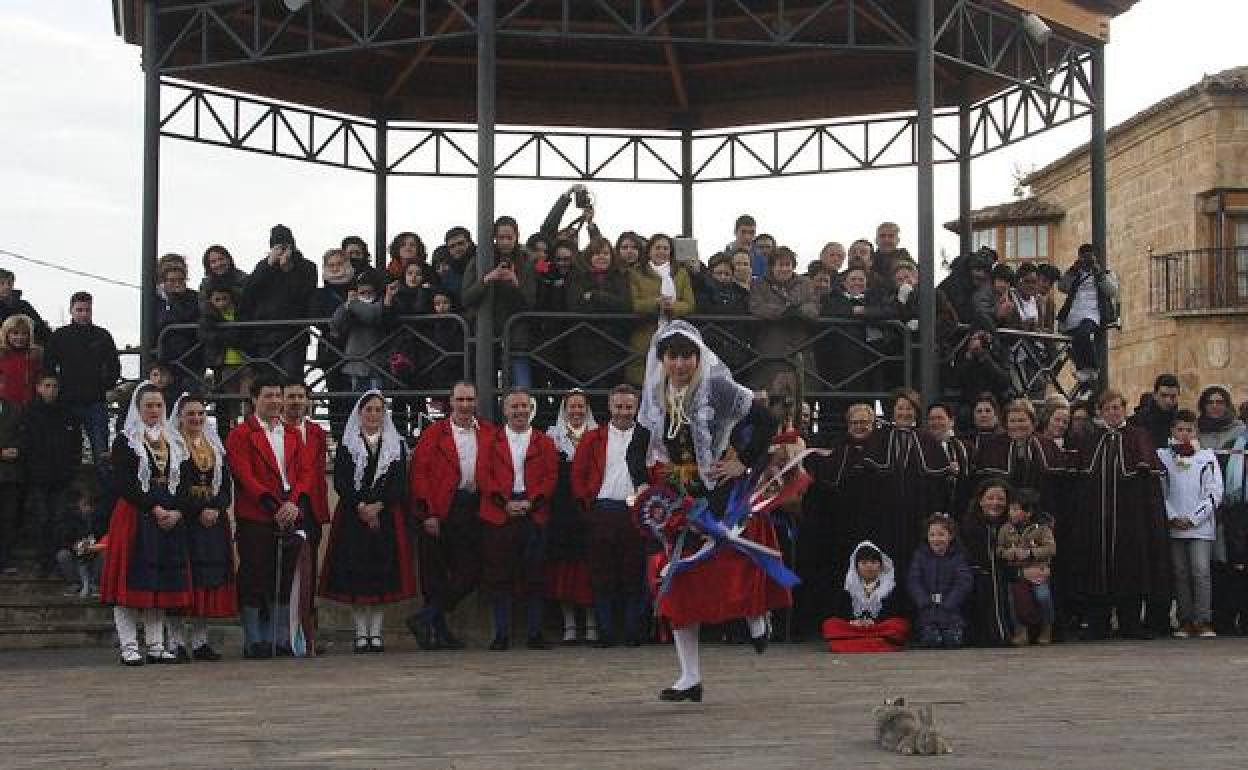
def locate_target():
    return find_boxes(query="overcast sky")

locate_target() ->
[2,0,1245,348]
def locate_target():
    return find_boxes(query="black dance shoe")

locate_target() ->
[526,634,551,650]
[146,650,178,665]
[593,636,616,649]
[244,642,273,659]
[404,614,438,651]
[750,635,769,655]
[489,636,510,651]
[437,630,466,650]
[353,637,370,654]
[119,648,144,667]
[368,636,385,653]
[659,683,703,703]
[192,644,222,662]
[172,645,192,664]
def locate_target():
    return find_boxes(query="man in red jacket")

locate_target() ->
[572,384,651,647]
[283,380,329,648]
[478,386,558,650]
[406,381,493,650]
[226,373,317,658]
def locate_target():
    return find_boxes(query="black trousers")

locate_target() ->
[417,493,483,614]
[1068,319,1100,372]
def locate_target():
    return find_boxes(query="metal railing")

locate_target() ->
[154,314,472,417]
[1150,248,1248,315]
[143,312,1073,433]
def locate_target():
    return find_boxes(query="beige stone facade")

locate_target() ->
[1018,69,1248,406]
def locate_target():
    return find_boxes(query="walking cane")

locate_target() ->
[272,531,284,658]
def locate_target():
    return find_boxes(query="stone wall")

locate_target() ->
[1027,90,1248,406]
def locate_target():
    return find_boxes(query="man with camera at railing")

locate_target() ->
[1057,242,1120,400]
[239,224,318,384]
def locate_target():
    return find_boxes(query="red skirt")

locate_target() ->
[821,617,911,653]
[99,500,193,610]
[189,582,238,618]
[654,515,791,629]
[545,560,593,605]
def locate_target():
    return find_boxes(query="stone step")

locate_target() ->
[0,598,115,627]
[0,622,116,650]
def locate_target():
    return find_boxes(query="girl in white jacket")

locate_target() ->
[1158,410,1224,638]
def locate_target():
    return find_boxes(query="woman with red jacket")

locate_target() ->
[0,314,41,406]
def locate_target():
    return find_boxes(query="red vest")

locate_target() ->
[225,415,315,524]
[409,418,496,521]
[478,427,558,527]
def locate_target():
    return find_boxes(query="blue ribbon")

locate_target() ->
[660,480,801,593]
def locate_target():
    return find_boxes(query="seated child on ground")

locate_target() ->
[907,514,972,649]
[53,487,103,598]
[822,541,910,653]
[996,488,1056,645]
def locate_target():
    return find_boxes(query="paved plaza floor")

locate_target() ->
[2,637,1247,769]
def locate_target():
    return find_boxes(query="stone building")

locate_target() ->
[950,65,1248,405]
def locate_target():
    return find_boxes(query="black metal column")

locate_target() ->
[680,128,694,237]
[139,0,160,366]
[916,0,938,407]
[375,115,388,272]
[958,81,973,258]
[1091,43,1110,383]
[475,0,497,415]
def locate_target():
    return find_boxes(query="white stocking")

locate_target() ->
[561,603,577,640]
[746,614,768,640]
[351,606,369,638]
[165,617,186,650]
[671,624,701,689]
[585,608,598,641]
[114,606,139,653]
[190,620,210,650]
[368,607,385,637]
[142,608,166,654]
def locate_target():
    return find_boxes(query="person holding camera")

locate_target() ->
[240,225,318,383]
[541,185,601,249]
[1057,243,1119,397]
[461,216,537,388]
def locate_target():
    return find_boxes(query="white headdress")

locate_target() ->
[342,390,404,491]
[123,380,179,494]
[166,393,227,497]
[843,540,896,619]
[637,320,753,489]
[547,389,597,460]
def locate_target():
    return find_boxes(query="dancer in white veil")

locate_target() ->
[99,381,192,666]
[637,321,787,702]
[544,389,599,644]
[319,390,417,652]
[163,393,235,662]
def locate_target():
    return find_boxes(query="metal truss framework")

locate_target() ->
[159,48,1094,183]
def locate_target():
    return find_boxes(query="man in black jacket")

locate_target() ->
[0,269,51,343]
[240,224,318,383]
[21,372,81,576]
[43,291,120,468]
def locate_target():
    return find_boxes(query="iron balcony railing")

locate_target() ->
[1150,247,1248,315]
[149,312,1073,433]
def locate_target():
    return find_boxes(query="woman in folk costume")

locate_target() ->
[862,388,957,584]
[821,541,910,653]
[319,391,417,653]
[637,320,792,703]
[164,394,235,662]
[99,382,192,666]
[544,389,599,644]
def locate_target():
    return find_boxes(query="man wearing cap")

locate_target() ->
[240,224,319,383]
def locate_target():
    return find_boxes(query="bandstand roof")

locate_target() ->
[112,1,1136,131]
